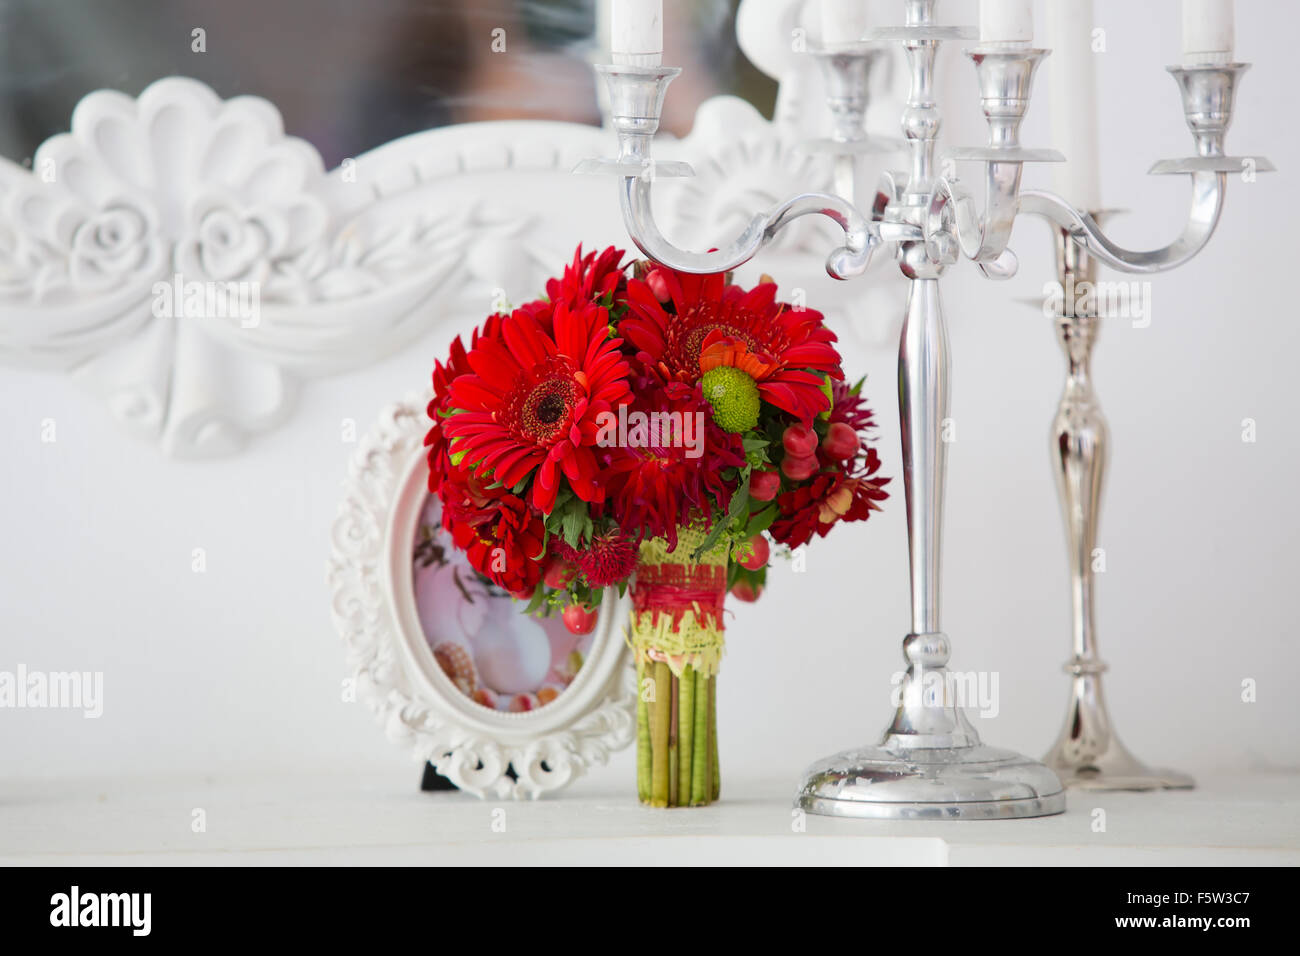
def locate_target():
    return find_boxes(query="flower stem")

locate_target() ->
[709,675,720,801]
[691,668,709,805]
[651,660,671,807]
[668,671,679,805]
[636,657,650,803]
[677,664,695,807]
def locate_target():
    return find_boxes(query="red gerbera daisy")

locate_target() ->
[513,297,555,335]
[621,269,843,423]
[424,314,503,494]
[440,471,547,594]
[509,247,629,337]
[601,381,746,550]
[547,245,628,310]
[444,301,632,513]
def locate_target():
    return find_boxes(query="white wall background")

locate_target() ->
[2,0,1297,792]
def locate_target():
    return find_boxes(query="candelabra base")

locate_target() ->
[797,742,1066,820]
[1045,738,1194,792]
[1042,667,1196,792]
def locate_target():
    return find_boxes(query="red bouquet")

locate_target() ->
[425,245,889,805]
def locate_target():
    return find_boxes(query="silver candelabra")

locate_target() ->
[578,0,1268,818]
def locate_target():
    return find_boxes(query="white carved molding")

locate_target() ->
[1,13,906,458]
[327,394,636,799]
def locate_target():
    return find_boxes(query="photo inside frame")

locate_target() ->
[412,494,592,712]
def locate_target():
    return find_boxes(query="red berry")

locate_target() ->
[782,422,818,458]
[733,535,769,571]
[750,470,781,501]
[730,580,763,602]
[563,603,599,635]
[821,422,860,460]
[543,555,576,590]
[645,269,671,303]
[781,453,819,481]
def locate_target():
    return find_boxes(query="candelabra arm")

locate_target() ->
[1022,61,1272,275]
[928,160,1026,268]
[618,173,881,279]
[922,47,1063,280]
[578,61,884,279]
[1019,172,1225,274]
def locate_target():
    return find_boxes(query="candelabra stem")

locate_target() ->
[899,277,946,635]
[797,268,1063,817]
[796,0,1064,819]
[1042,223,1194,791]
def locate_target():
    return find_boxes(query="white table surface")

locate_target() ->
[2,769,1297,866]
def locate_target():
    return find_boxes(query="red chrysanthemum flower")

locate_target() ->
[827,378,877,433]
[602,381,746,550]
[769,446,890,549]
[547,245,628,310]
[424,314,503,494]
[439,471,547,594]
[771,382,890,546]
[621,269,842,423]
[444,301,632,513]
[553,527,638,587]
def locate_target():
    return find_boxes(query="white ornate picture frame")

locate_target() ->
[328,394,636,799]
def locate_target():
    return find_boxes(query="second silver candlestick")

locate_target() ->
[1041,220,1194,791]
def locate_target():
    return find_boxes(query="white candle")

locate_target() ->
[1182,0,1234,64]
[1047,0,1101,211]
[611,0,663,65]
[820,0,868,47]
[980,0,1033,45]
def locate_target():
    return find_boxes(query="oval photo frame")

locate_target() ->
[329,394,635,799]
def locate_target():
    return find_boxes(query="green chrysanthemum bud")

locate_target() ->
[817,375,833,421]
[702,366,761,433]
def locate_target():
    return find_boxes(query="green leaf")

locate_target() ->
[692,519,728,563]
[544,491,593,549]
[728,561,768,590]
[522,586,547,615]
[744,504,778,538]
[693,471,751,561]
[741,434,772,469]
[730,470,752,522]
[551,484,575,511]
[543,487,583,538]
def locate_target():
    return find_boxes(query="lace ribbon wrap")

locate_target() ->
[627,524,728,678]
